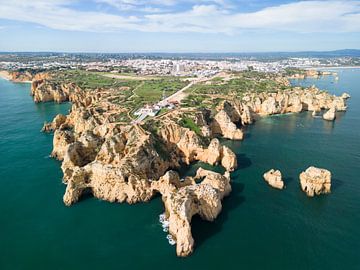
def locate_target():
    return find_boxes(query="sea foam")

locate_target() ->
[159,213,176,246]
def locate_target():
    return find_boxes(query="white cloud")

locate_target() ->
[0,0,140,32]
[0,0,358,33]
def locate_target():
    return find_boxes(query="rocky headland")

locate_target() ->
[0,69,47,83]
[287,69,337,80]
[28,69,349,256]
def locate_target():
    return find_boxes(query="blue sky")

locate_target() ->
[0,0,359,52]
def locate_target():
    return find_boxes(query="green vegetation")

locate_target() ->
[188,77,282,96]
[143,120,170,161]
[114,111,131,123]
[284,68,306,76]
[55,70,141,90]
[134,79,188,103]
[179,117,202,136]
[211,77,224,83]
[52,70,191,113]
[158,108,169,116]
[153,137,171,161]
[185,71,287,106]
[181,94,207,108]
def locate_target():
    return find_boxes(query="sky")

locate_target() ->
[0,0,359,52]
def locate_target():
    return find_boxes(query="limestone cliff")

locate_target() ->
[42,114,67,132]
[240,87,349,117]
[152,168,231,256]
[31,79,78,103]
[158,120,237,171]
[211,110,244,140]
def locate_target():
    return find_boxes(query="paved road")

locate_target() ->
[159,81,196,105]
[160,74,222,104]
[132,74,218,124]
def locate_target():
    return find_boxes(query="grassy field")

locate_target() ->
[133,79,188,103]
[55,70,142,90]
[49,70,195,116]
[187,72,287,97]
[178,117,202,136]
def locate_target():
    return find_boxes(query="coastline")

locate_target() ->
[0,70,32,83]
[309,66,360,70]
[0,70,11,81]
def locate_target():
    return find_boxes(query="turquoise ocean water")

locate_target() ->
[0,69,359,269]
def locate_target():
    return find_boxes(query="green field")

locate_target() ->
[187,72,287,98]
[54,70,141,90]
[133,79,188,103]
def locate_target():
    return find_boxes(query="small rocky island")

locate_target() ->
[300,167,332,197]
[4,69,349,256]
[263,169,284,189]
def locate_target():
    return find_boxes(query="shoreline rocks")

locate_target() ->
[153,168,231,257]
[299,166,331,197]
[323,107,336,121]
[263,169,284,189]
[211,110,244,140]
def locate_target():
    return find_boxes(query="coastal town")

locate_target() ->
[0,52,359,77]
[1,52,355,126]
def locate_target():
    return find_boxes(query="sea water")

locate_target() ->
[0,69,359,269]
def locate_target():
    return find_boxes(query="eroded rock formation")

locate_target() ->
[263,169,284,190]
[240,86,349,117]
[212,110,244,140]
[42,114,67,132]
[31,79,78,103]
[30,70,349,257]
[153,168,231,256]
[323,107,336,121]
[299,166,331,197]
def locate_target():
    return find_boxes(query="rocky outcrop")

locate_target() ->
[8,71,34,82]
[153,168,231,257]
[212,87,347,123]
[51,129,75,160]
[220,146,237,172]
[211,110,244,140]
[159,121,237,171]
[31,79,78,103]
[299,166,331,197]
[241,87,349,117]
[263,169,284,189]
[61,126,168,206]
[323,107,336,121]
[42,114,67,132]
[218,100,253,125]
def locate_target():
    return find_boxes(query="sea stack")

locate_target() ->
[263,169,284,189]
[299,166,331,197]
[323,107,336,121]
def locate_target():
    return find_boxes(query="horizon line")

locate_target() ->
[0,49,359,55]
